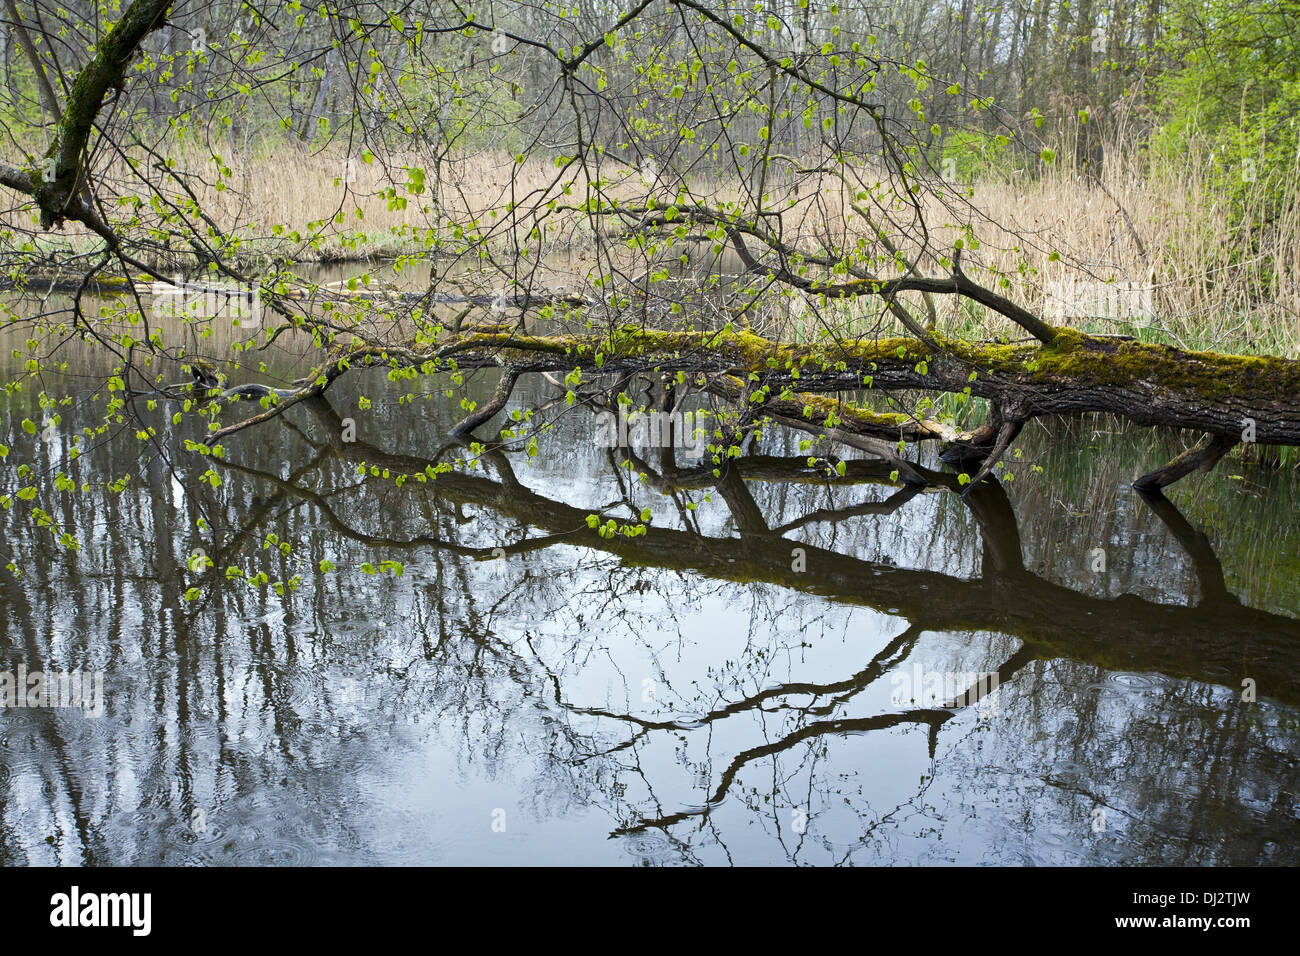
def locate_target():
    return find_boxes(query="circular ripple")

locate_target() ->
[1084,680,1124,700]
[61,711,121,744]
[105,805,204,864]
[0,710,37,730]
[162,817,229,852]
[177,718,223,748]
[298,719,338,741]
[227,835,319,866]
[0,728,41,780]
[1106,672,1160,690]
[619,830,692,866]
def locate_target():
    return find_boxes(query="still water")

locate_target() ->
[1,316,1298,865]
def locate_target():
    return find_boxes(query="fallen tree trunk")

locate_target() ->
[429,325,1299,440]
[212,324,1300,489]
[430,325,1298,485]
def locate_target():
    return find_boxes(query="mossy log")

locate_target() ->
[212,323,1300,488]
[432,326,1298,437]
[420,325,1299,485]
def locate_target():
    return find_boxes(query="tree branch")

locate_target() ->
[2,0,61,121]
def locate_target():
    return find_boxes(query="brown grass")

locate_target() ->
[4,135,1298,358]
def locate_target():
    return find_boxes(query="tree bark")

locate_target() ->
[429,326,1300,448]
[210,324,1300,490]
[0,0,173,234]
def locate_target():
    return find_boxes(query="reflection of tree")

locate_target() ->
[245,395,1300,706]
[201,395,1300,851]
[3,389,1298,863]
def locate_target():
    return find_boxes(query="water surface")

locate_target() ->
[1,304,1298,866]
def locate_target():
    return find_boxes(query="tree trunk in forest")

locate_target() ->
[3,0,60,123]
[301,47,339,141]
[0,0,173,234]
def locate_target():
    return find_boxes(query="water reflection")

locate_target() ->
[1,377,1298,865]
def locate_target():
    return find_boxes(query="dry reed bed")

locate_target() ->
[3,140,1297,357]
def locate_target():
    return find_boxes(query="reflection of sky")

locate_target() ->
[0,374,1297,865]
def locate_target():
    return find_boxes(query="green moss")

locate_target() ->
[784,390,913,429]
[449,325,1300,406]
[833,335,929,366]
[1033,328,1300,400]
